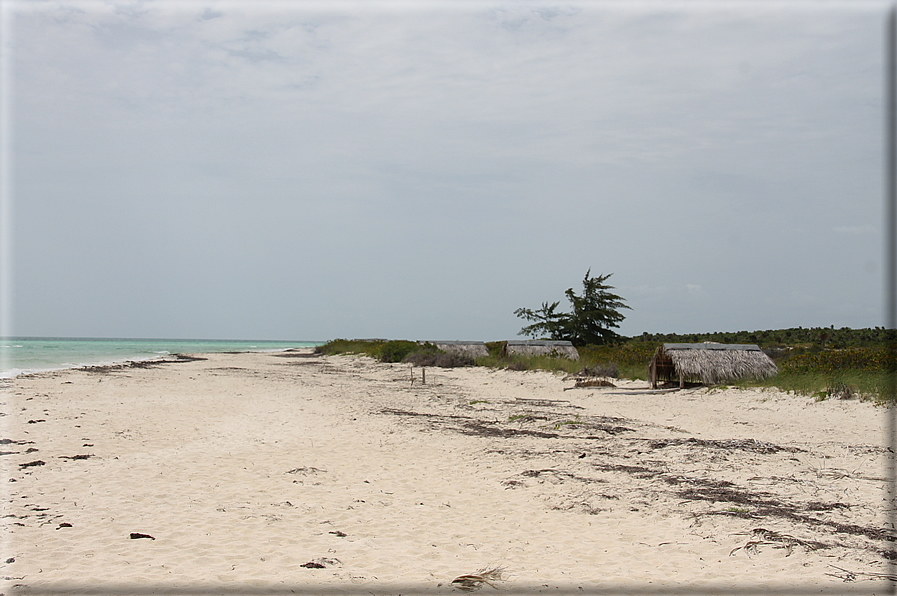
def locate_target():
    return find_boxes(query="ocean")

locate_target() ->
[0,337,323,378]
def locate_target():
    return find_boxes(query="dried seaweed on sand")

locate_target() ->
[451,567,505,591]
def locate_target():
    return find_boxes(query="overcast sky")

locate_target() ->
[2,1,889,341]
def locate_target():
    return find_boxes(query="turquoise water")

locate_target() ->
[0,337,323,378]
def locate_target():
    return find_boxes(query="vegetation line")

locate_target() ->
[315,328,897,403]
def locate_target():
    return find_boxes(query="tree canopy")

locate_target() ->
[514,270,630,346]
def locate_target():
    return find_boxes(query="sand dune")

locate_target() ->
[1,349,893,594]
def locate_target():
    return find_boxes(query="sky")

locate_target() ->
[1,0,889,341]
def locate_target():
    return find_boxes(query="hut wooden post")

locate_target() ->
[648,346,663,389]
[679,371,684,389]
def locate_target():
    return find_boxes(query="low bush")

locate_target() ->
[403,350,475,368]
[315,339,482,368]
[315,339,384,357]
[475,353,584,374]
[374,340,427,363]
[578,362,618,378]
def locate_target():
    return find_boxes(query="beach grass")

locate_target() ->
[737,370,894,402]
[739,346,896,402]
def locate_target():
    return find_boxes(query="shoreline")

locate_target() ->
[2,350,893,592]
[0,338,321,379]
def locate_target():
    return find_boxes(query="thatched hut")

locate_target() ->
[648,343,777,388]
[433,341,489,358]
[500,340,580,360]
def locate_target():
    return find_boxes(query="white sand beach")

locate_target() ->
[1,349,894,594]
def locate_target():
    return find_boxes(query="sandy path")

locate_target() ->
[1,350,893,594]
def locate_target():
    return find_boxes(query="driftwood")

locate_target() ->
[513,398,572,406]
[603,388,681,395]
[564,378,616,391]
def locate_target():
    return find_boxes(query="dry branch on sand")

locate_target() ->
[825,564,897,582]
[451,567,506,591]
[729,528,822,557]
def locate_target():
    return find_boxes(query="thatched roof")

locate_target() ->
[649,343,777,386]
[502,340,580,360]
[433,341,489,358]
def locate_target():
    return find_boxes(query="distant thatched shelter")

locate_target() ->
[433,341,489,359]
[648,343,777,388]
[501,340,580,360]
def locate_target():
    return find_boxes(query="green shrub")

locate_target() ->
[316,339,471,367]
[403,350,475,368]
[375,340,428,363]
[315,339,384,357]
[475,353,585,374]
[578,362,618,378]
